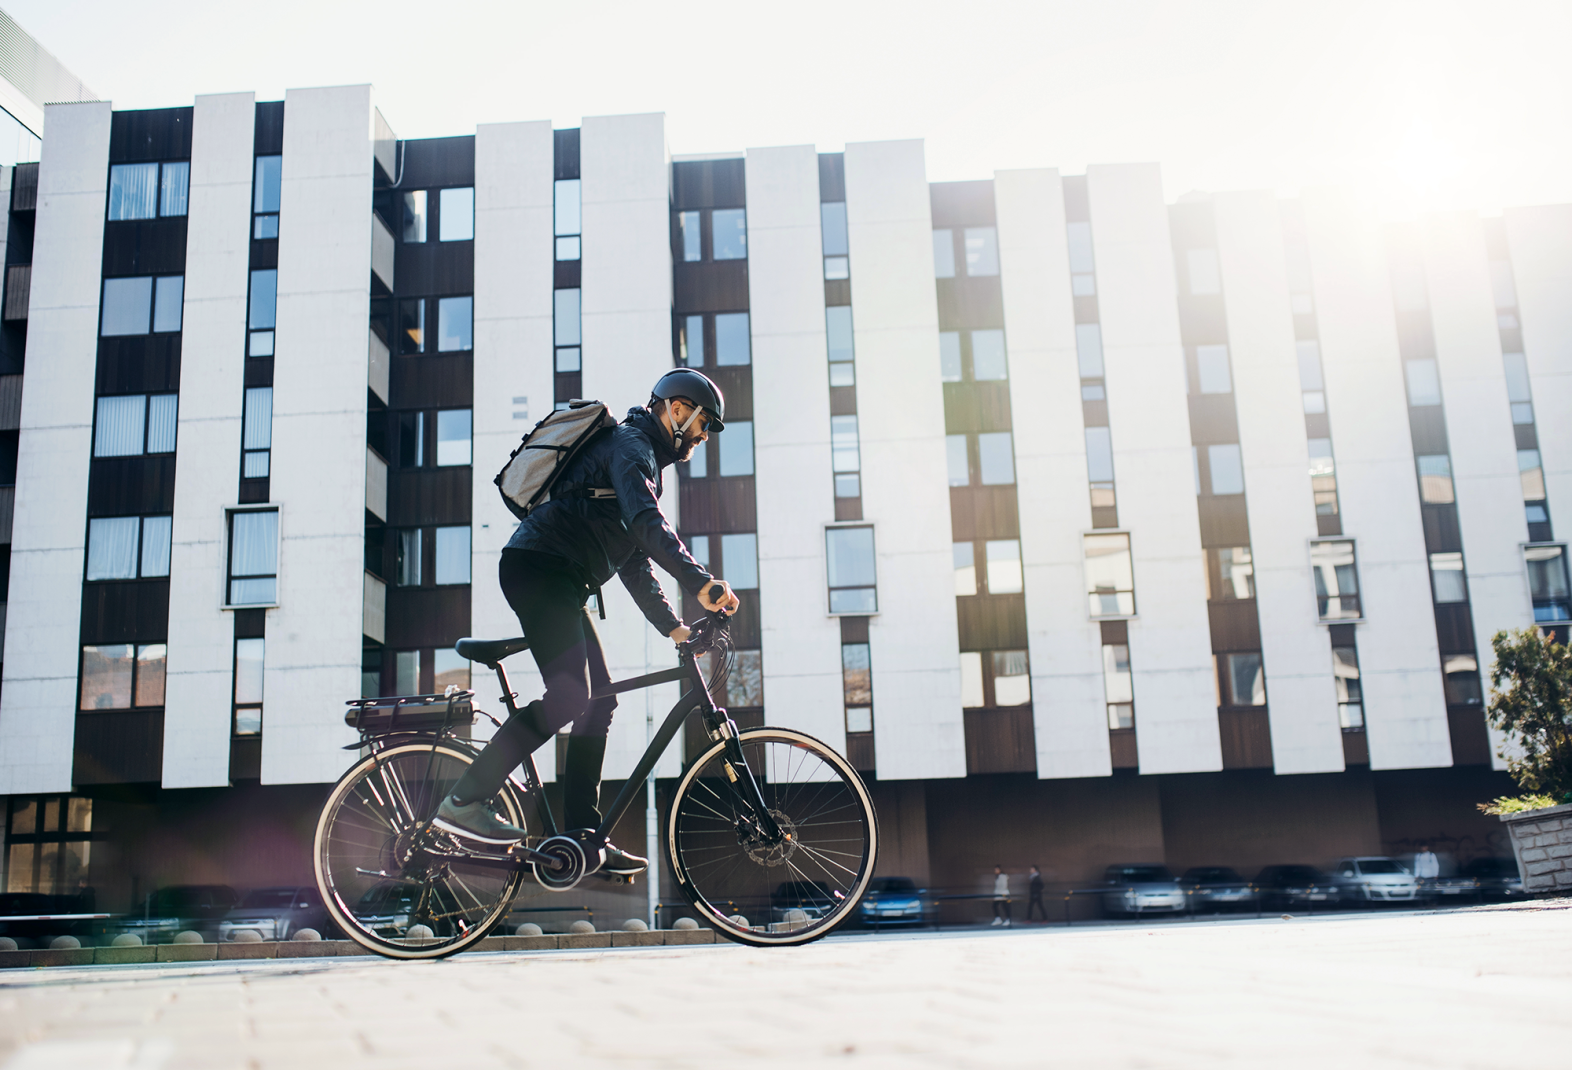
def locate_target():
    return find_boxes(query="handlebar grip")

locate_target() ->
[703,582,726,604]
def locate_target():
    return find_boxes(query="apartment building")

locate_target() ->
[2,87,1567,907]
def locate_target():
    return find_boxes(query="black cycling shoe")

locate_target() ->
[432,795,528,844]
[601,842,649,876]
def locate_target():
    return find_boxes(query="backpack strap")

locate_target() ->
[551,487,617,501]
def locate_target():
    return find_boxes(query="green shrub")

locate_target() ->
[1482,628,1572,813]
[1477,793,1560,816]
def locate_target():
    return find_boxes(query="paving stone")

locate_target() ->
[557,932,612,949]
[662,927,716,945]
[155,943,217,962]
[217,942,277,960]
[94,946,157,965]
[610,930,665,947]
[499,934,559,951]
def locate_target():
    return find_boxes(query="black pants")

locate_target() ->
[1027,890,1046,920]
[450,551,619,828]
[993,898,1011,921]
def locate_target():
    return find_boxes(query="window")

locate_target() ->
[678,211,701,262]
[1332,644,1363,729]
[1206,546,1255,602]
[80,643,166,709]
[986,540,1023,594]
[720,533,758,589]
[971,330,1008,381]
[1525,545,1571,623]
[234,637,264,736]
[555,179,581,261]
[399,412,426,468]
[152,276,183,333]
[843,642,872,733]
[685,438,707,479]
[1075,323,1103,378]
[395,650,420,695]
[963,228,998,276]
[249,269,276,356]
[439,187,474,242]
[437,296,473,351]
[555,288,580,372]
[1310,540,1360,620]
[86,515,171,580]
[254,155,281,214]
[718,421,753,477]
[826,526,877,614]
[94,394,177,457]
[960,651,985,708]
[993,650,1031,706]
[679,314,704,367]
[4,796,93,896]
[1067,221,1095,294]
[938,332,961,382]
[715,312,750,366]
[1405,359,1442,407]
[977,432,1015,485]
[1085,426,1115,491]
[102,276,184,336]
[243,387,272,478]
[1195,345,1231,394]
[1103,644,1134,728]
[932,229,955,279]
[1443,654,1482,705]
[822,202,849,279]
[397,528,422,586]
[1207,444,1244,495]
[953,542,976,596]
[826,306,854,384]
[402,190,427,243]
[397,298,425,355]
[1187,249,1221,295]
[945,434,969,486]
[1085,533,1134,617]
[108,161,188,220]
[1307,438,1336,507]
[1519,450,1546,502]
[435,409,472,467]
[1429,551,1467,604]
[1224,652,1266,706]
[228,509,279,606]
[712,208,746,260]
[434,526,471,585]
[1503,352,1532,405]
[1417,455,1454,504]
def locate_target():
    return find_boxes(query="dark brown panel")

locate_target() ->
[942,381,1012,434]
[554,372,582,403]
[102,218,189,277]
[3,265,28,320]
[1091,504,1120,529]
[249,236,279,270]
[964,706,1035,774]
[384,586,472,648]
[834,497,862,521]
[238,478,268,503]
[707,365,753,421]
[10,162,37,212]
[956,593,1028,651]
[1341,729,1369,767]
[1407,406,1448,455]
[829,385,857,416]
[1109,728,1138,769]
[1198,495,1250,547]
[823,279,850,306]
[97,334,182,394]
[1317,514,1343,537]
[845,731,875,773]
[387,467,472,527]
[1072,294,1098,324]
[244,358,273,387]
[1207,600,1261,652]
[1081,398,1108,427]
[229,736,262,780]
[1303,411,1330,439]
[1434,603,1476,654]
[1099,620,1128,645]
[840,616,869,643]
[389,352,473,409]
[674,261,749,313]
[394,243,474,297]
[949,486,1015,541]
[87,455,177,516]
[1515,423,1538,451]
[723,590,761,649]
[1175,296,1227,347]
[817,154,845,202]
[935,277,1003,330]
[80,580,170,643]
[1218,708,1273,769]
[73,710,164,785]
[1186,394,1238,445]
[398,135,476,188]
[109,107,193,162]
[929,180,996,228]
[677,477,756,533]
[1447,707,1491,766]
[1421,504,1462,553]
[0,374,21,429]
[673,159,746,210]
[0,486,14,541]
[234,608,266,639]
[553,260,580,289]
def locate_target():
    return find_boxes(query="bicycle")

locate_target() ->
[313,595,879,959]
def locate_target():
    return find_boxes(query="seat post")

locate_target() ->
[493,663,520,717]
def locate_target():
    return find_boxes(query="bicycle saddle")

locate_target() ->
[454,636,531,667]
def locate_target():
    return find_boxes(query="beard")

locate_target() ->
[674,435,702,463]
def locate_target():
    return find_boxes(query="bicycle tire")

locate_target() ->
[314,740,528,960]
[666,727,877,947]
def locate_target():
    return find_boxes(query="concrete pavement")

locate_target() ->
[1,901,1568,1068]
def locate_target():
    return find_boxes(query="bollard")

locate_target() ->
[111,934,142,948]
[672,918,699,931]
[292,928,322,942]
[515,922,544,937]
[406,925,436,943]
[622,918,648,932]
[568,920,595,934]
[173,931,203,945]
[233,929,264,944]
[50,936,81,950]
[727,915,750,928]
[0,937,16,951]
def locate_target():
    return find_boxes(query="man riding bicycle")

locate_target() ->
[435,369,739,875]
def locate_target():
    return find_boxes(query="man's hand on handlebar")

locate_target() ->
[698,579,740,615]
[668,624,691,644]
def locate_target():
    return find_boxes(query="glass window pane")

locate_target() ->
[101,277,152,336]
[826,526,877,589]
[964,227,999,276]
[1188,249,1221,295]
[971,330,1007,381]
[439,187,474,242]
[86,517,140,580]
[159,161,189,217]
[679,211,702,262]
[140,516,172,578]
[686,534,710,570]
[680,314,704,367]
[712,208,746,260]
[686,440,707,479]
[1066,221,1094,274]
[437,296,473,352]
[1332,645,1362,709]
[398,528,422,586]
[1430,552,1467,603]
[152,276,183,333]
[1085,533,1134,617]
[1296,341,1324,390]
[829,363,855,388]
[715,312,750,366]
[229,578,276,607]
[234,637,265,705]
[829,587,877,614]
[1102,644,1133,703]
[823,253,849,279]
[434,526,471,585]
[953,542,976,596]
[243,388,272,451]
[395,650,419,696]
[249,270,277,331]
[81,644,135,710]
[437,409,472,466]
[842,642,871,706]
[554,179,580,236]
[402,190,427,242]
[1405,358,1442,406]
[1227,653,1266,706]
[719,421,754,477]
[993,650,1031,706]
[1417,454,1454,504]
[399,411,425,468]
[946,434,969,486]
[932,229,955,279]
[253,215,279,239]
[94,395,146,457]
[398,299,425,354]
[1075,323,1104,378]
[146,394,177,454]
[1196,345,1231,394]
[960,651,985,708]
[1085,427,1114,483]
[242,451,270,478]
[253,156,282,214]
[938,332,962,381]
[246,330,273,357]
[720,533,758,589]
[1520,451,1546,501]
[1503,352,1532,403]
[828,415,861,475]
[231,510,279,579]
[820,202,849,257]
[1208,444,1245,495]
[135,644,167,706]
[556,236,580,261]
[1303,391,1326,414]
[1215,546,1255,601]
[554,288,581,347]
[434,648,471,694]
[108,163,159,221]
[826,306,854,364]
[986,539,1023,594]
[978,432,1015,485]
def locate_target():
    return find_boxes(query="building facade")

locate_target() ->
[2,88,1568,909]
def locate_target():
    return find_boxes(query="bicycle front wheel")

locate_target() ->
[667,728,877,947]
[314,740,528,959]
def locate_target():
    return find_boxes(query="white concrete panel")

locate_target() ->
[844,139,964,780]
[1301,189,1451,769]
[261,85,376,784]
[745,144,845,753]
[162,92,255,789]
[1422,212,1534,770]
[1212,190,1345,774]
[579,113,684,780]
[0,102,111,795]
[1504,205,1572,545]
[1087,163,1221,775]
[994,168,1110,779]
[472,119,555,776]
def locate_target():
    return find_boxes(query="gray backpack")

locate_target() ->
[494,400,619,520]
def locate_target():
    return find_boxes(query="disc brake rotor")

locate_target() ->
[744,809,798,867]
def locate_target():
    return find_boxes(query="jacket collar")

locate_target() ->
[625,406,681,468]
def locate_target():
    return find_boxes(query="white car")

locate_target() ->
[1332,857,1418,903]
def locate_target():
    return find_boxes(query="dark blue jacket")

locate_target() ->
[504,406,711,634]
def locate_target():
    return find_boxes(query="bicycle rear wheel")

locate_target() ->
[314,740,527,959]
[667,728,877,947]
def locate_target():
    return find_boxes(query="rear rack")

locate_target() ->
[345,691,476,734]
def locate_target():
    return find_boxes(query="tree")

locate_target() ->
[1487,628,1572,802]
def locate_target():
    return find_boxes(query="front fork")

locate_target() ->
[705,712,786,846]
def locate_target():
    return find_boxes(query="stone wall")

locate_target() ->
[1500,801,1572,894]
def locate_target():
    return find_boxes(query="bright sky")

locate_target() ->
[14,0,1571,217]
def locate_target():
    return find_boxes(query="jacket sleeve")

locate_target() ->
[617,552,681,636]
[610,428,714,596]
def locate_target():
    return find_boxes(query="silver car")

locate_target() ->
[1102,865,1187,916]
[1332,856,1418,903]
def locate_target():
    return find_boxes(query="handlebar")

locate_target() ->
[702,582,731,617]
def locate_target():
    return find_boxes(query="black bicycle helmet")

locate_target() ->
[651,368,725,433]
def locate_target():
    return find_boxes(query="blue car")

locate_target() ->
[857,876,926,929]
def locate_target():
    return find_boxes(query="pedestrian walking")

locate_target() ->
[1026,865,1046,921]
[991,866,1012,928]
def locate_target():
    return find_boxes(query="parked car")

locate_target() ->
[1177,867,1257,912]
[770,880,841,926]
[856,876,926,928]
[1331,857,1418,904]
[117,885,238,944]
[350,882,465,938]
[219,886,336,942]
[1462,856,1525,900]
[1101,865,1186,916]
[1255,865,1341,910]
